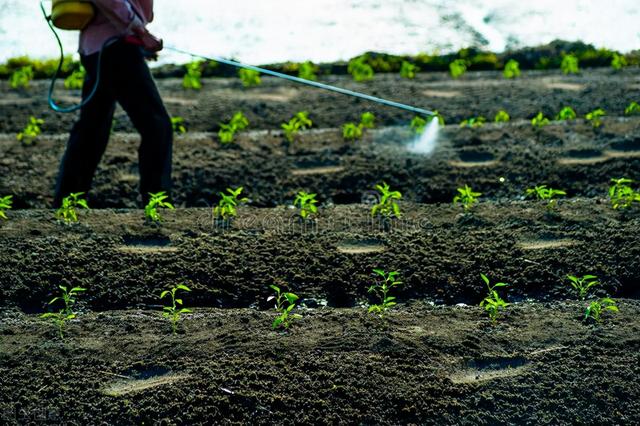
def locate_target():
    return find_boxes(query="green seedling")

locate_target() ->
[348,57,374,82]
[56,192,89,223]
[611,53,627,70]
[294,191,318,219]
[342,112,376,141]
[624,101,640,116]
[41,285,86,338]
[531,112,550,128]
[479,274,509,324]
[368,269,402,317]
[281,111,312,143]
[0,195,13,220]
[268,285,301,330]
[218,111,249,144]
[160,284,192,335]
[561,54,579,75]
[410,112,445,134]
[567,274,600,300]
[503,59,521,79]
[453,185,481,211]
[17,116,44,145]
[609,178,639,210]
[342,122,363,141]
[585,108,605,128]
[556,106,577,121]
[494,110,510,123]
[460,116,486,128]
[171,117,187,134]
[64,66,85,90]
[371,182,402,218]
[298,61,318,81]
[584,298,618,324]
[400,61,419,79]
[525,185,566,210]
[449,59,467,79]
[145,191,174,222]
[10,65,33,89]
[182,61,203,90]
[239,68,261,87]
[213,186,248,220]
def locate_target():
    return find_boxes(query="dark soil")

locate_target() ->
[1,302,639,425]
[1,66,639,425]
[0,203,638,312]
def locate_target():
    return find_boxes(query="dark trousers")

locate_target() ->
[54,40,173,207]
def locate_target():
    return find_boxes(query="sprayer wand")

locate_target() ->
[164,46,436,117]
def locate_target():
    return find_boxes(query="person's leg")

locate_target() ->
[112,44,173,206]
[53,50,117,207]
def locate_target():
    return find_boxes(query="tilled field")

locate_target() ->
[1,67,640,425]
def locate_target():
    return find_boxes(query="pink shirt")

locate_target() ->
[79,0,154,55]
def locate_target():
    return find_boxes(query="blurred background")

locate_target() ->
[0,0,638,65]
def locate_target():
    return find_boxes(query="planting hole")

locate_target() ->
[449,151,497,168]
[517,238,576,250]
[606,139,640,158]
[103,367,189,397]
[291,162,345,176]
[337,239,386,254]
[448,356,529,384]
[117,236,178,254]
[558,149,607,165]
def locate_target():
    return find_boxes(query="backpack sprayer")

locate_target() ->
[42,0,436,117]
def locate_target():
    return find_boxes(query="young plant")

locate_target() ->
[624,101,640,116]
[608,178,639,210]
[410,112,445,134]
[460,116,486,128]
[298,61,318,81]
[479,274,509,324]
[239,68,261,87]
[449,59,467,79]
[41,285,86,338]
[56,192,89,223]
[64,66,85,90]
[10,65,33,89]
[17,116,44,145]
[348,56,374,82]
[213,186,248,220]
[525,185,566,210]
[453,185,481,211]
[400,60,419,79]
[182,61,203,90]
[567,274,600,300]
[342,122,363,141]
[218,112,249,144]
[531,112,550,128]
[503,59,520,79]
[171,117,187,134]
[561,54,579,75]
[584,298,618,324]
[556,106,577,121]
[268,285,301,330]
[342,112,376,141]
[294,191,318,219]
[281,111,312,143]
[145,191,174,222]
[611,53,627,71]
[585,109,605,128]
[494,110,510,123]
[371,182,402,218]
[368,269,402,317]
[0,195,13,220]
[160,284,192,335]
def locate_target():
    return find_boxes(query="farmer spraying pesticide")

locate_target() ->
[49,0,171,207]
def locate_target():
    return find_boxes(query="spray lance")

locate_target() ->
[42,0,436,119]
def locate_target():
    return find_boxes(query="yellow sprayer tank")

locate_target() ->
[51,0,95,30]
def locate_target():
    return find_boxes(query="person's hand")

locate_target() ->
[134,28,163,52]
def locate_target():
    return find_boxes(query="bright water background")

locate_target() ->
[0,0,638,65]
